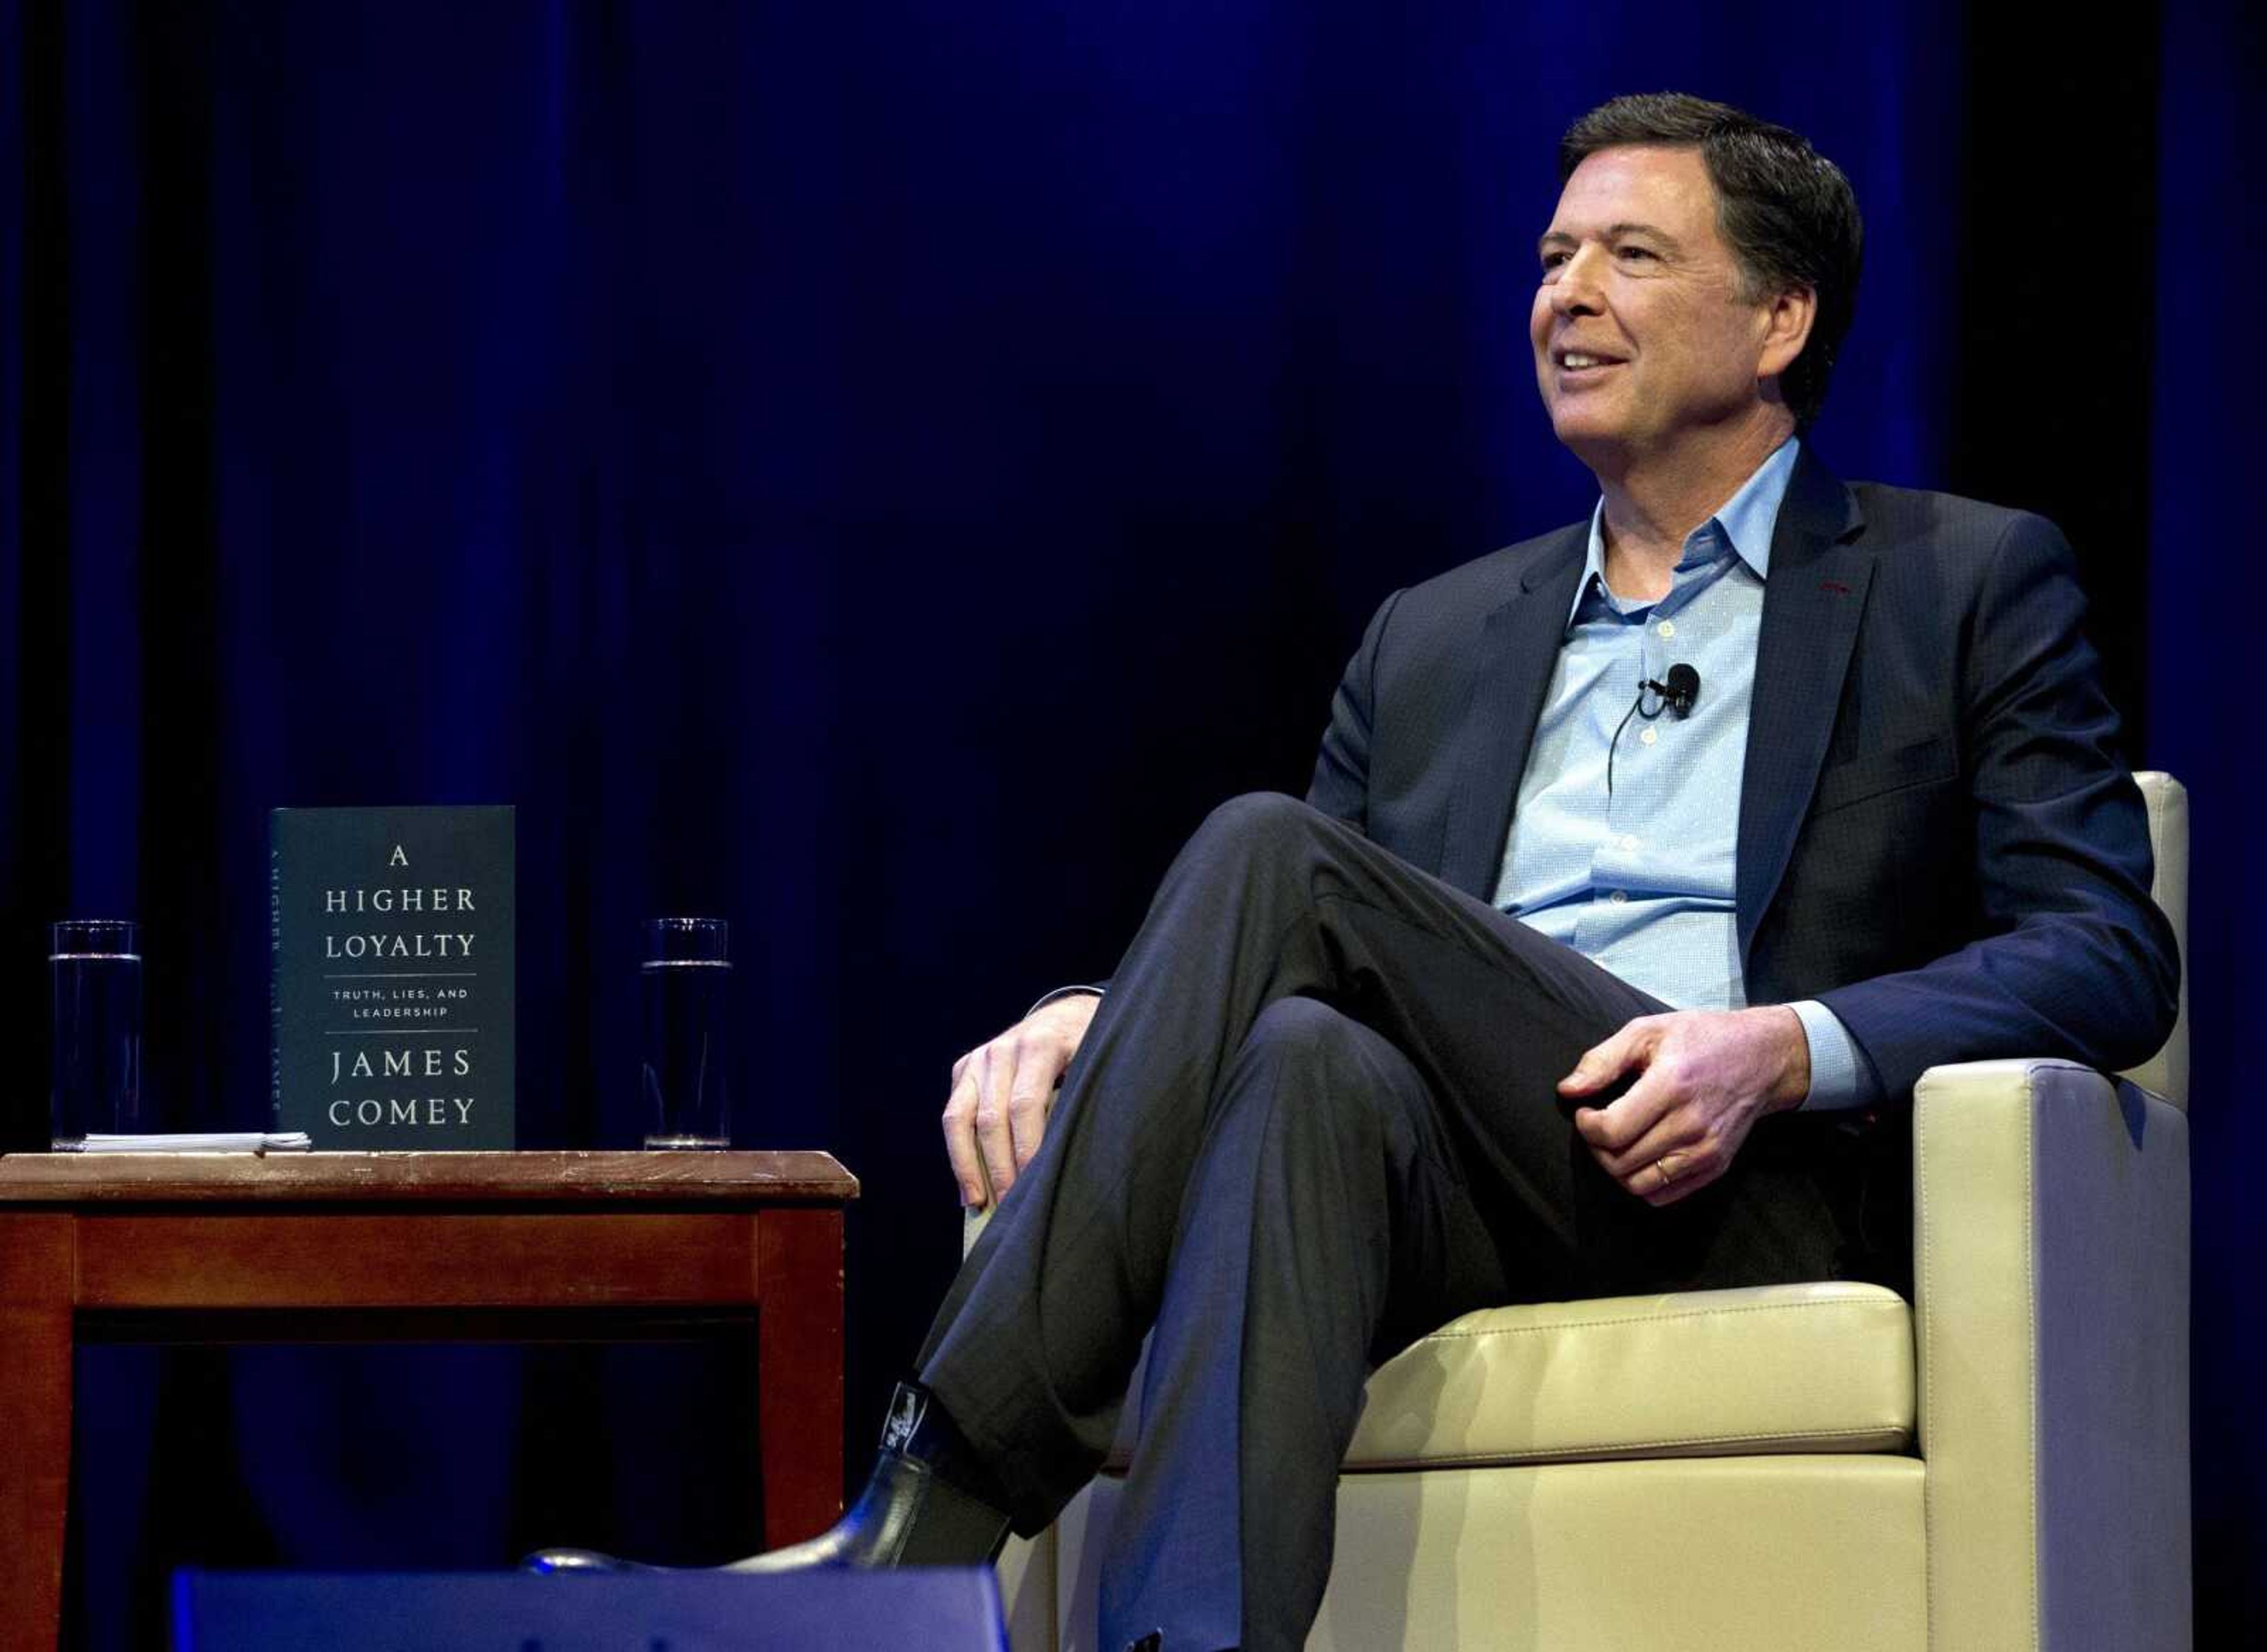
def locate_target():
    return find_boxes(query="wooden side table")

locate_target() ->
[0,1150,859,1652]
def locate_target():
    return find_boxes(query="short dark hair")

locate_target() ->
[1559,93,1863,428]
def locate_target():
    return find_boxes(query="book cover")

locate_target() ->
[270,805,516,1148]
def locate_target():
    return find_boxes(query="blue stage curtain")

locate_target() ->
[2,1,2253,1643]
[2148,0,2267,1635]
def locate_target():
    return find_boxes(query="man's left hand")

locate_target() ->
[1556,1007,1812,1206]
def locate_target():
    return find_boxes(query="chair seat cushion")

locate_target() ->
[1343,1281,1915,1470]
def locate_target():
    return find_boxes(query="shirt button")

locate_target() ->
[1656,620,1676,639]
[1608,889,1628,905]
[1639,726,1658,746]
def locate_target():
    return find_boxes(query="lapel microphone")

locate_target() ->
[1608,662,1702,797]
[1642,662,1703,718]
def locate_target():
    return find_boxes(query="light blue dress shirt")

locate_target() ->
[1491,438,1877,1109]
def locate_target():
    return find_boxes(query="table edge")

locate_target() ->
[0,1150,860,1204]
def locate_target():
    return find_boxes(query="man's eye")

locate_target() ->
[1540,251,1569,273]
[1616,245,1657,262]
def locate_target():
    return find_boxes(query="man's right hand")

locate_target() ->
[943,991,1102,1207]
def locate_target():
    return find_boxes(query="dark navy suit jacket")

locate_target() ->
[1304,447,2181,1103]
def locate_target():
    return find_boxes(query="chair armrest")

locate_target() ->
[1912,1057,2190,1651]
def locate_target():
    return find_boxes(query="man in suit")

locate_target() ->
[550,92,2179,1651]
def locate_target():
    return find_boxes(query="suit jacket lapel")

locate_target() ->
[1736,448,1873,965]
[1438,525,1588,898]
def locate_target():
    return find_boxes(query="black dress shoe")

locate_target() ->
[730,1381,1012,1571]
[524,1382,1011,1577]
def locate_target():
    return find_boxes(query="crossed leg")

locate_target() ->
[916,794,1842,1648]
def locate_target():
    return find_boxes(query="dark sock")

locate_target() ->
[879,1380,1012,1512]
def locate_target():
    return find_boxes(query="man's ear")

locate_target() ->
[1757,285,1817,384]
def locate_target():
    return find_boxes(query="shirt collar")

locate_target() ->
[1570,436,1802,626]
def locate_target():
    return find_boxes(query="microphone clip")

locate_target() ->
[1639,662,1701,720]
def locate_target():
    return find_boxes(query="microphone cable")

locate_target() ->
[1605,662,1701,798]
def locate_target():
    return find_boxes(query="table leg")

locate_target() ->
[756,1207,845,1547]
[0,1214,76,1652]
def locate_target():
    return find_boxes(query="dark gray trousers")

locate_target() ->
[917,795,1856,1651]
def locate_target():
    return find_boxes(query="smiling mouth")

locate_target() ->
[1553,349,1626,373]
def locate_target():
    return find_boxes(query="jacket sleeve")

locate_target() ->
[1305,589,1406,830]
[1815,514,2181,1099]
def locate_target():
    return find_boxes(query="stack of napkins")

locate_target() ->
[74,1133,315,1154]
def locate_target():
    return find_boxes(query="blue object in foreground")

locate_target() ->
[171,1568,1008,1651]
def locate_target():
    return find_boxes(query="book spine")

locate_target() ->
[269,825,285,1131]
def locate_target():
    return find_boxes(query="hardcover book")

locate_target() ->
[270,805,516,1148]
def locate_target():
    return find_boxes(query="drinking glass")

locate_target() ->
[50,919,142,1148]
[641,917,731,1148]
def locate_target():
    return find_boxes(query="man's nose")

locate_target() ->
[1549,246,1607,315]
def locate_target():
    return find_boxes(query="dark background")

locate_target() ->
[2,1,2258,1644]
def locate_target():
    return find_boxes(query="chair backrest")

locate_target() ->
[2118,771,2189,1109]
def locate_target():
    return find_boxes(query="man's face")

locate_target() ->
[1530,145,1785,463]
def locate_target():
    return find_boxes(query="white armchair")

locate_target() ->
[985,772,2191,1651]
